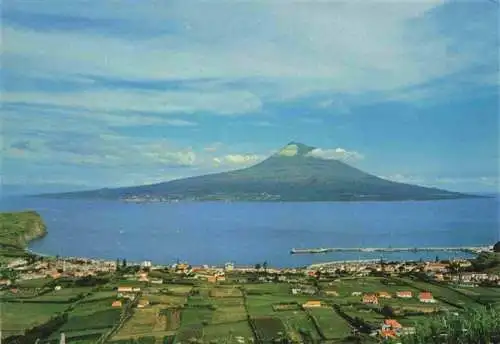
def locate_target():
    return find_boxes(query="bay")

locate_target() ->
[0,196,498,267]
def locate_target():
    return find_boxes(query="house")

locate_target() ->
[378,291,392,299]
[302,300,322,308]
[402,327,416,335]
[434,273,445,281]
[117,286,134,293]
[396,291,412,298]
[207,275,217,283]
[137,299,150,308]
[138,273,149,282]
[419,292,436,303]
[324,290,339,297]
[151,279,163,284]
[425,263,448,273]
[383,319,402,330]
[224,262,234,271]
[291,288,301,295]
[112,300,122,307]
[302,286,317,295]
[351,291,362,296]
[0,279,12,286]
[380,329,397,339]
[141,260,152,268]
[176,263,190,273]
[54,285,62,291]
[51,271,61,279]
[362,294,379,305]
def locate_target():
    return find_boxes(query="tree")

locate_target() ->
[122,258,127,269]
[435,255,439,263]
[381,305,395,318]
[255,263,261,270]
[263,261,268,273]
[494,241,500,253]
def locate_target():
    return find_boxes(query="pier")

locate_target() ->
[290,246,492,255]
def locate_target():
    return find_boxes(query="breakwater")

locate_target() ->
[290,246,492,255]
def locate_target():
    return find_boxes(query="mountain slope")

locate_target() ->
[41,142,477,202]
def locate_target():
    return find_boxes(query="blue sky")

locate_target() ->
[2,0,498,195]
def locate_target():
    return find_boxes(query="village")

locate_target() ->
[2,249,500,343]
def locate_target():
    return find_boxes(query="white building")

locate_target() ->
[141,261,152,268]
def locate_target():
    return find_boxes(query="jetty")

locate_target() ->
[290,246,492,255]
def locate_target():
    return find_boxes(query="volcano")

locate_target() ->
[41,142,477,202]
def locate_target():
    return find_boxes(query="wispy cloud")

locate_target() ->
[306,148,364,162]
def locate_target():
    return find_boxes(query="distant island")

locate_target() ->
[40,142,480,202]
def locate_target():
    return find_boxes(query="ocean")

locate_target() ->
[1,196,498,267]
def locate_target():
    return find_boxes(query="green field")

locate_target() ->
[396,278,477,307]
[1,302,67,337]
[277,310,322,342]
[16,277,53,288]
[202,321,254,343]
[309,307,352,339]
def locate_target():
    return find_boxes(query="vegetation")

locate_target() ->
[0,211,47,248]
[402,307,500,344]
[493,241,500,253]
[470,252,500,273]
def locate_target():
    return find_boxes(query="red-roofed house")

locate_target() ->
[380,329,397,339]
[396,291,413,298]
[419,292,436,303]
[362,294,379,305]
[383,319,402,330]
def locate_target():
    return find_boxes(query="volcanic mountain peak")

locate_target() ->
[39,141,479,202]
[276,142,316,157]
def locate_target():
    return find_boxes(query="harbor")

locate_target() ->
[290,245,493,255]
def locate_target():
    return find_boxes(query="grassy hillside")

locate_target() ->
[0,211,47,249]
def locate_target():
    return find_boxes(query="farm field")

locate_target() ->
[202,321,254,344]
[112,305,173,341]
[309,307,352,340]
[1,302,67,337]
[33,287,93,302]
[395,278,478,307]
[276,309,322,342]
[16,277,52,288]
[2,264,500,343]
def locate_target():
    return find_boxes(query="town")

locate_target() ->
[1,243,500,344]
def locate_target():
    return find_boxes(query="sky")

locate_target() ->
[2,0,499,195]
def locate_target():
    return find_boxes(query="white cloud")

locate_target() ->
[3,0,492,107]
[380,174,499,189]
[3,134,198,169]
[306,147,364,162]
[380,174,427,185]
[213,154,263,167]
[4,89,262,115]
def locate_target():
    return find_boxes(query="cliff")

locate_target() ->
[0,211,47,249]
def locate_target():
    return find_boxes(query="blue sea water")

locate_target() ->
[0,197,498,267]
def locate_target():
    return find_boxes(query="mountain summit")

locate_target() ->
[42,142,476,202]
